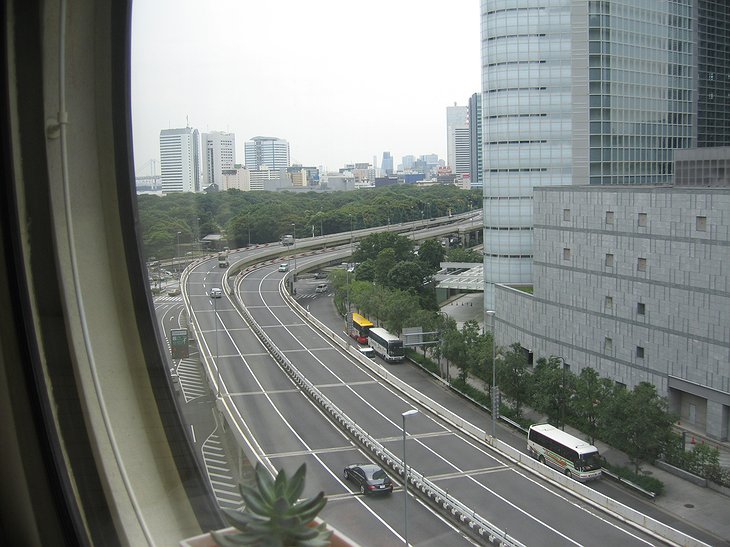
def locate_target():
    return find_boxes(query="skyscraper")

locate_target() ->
[244,136,290,171]
[201,131,236,188]
[468,93,483,188]
[480,0,727,309]
[159,127,200,193]
[446,104,470,177]
[381,151,393,175]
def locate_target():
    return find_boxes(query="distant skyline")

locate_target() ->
[131,0,481,176]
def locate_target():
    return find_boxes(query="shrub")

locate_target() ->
[603,462,664,496]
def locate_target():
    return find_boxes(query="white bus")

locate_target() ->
[527,424,602,481]
[367,327,404,363]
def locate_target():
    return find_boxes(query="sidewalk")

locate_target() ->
[442,292,730,544]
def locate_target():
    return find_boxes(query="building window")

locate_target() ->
[638,212,648,227]
[604,337,613,352]
[637,302,645,315]
[636,346,645,359]
[605,211,614,224]
[605,253,614,267]
[696,216,707,232]
[563,247,571,260]
[605,295,613,309]
[637,257,647,271]
[563,208,571,222]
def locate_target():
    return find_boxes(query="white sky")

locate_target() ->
[131,1,481,176]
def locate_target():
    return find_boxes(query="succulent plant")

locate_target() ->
[212,462,331,547]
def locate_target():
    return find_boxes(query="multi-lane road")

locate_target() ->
[154,222,716,546]
[173,244,680,546]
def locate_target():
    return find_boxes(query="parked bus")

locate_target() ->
[527,423,602,481]
[367,327,405,363]
[349,313,374,344]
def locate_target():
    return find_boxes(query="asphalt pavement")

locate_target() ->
[443,292,730,546]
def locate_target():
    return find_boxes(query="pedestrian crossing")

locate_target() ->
[175,357,209,403]
[155,295,183,303]
[296,292,334,300]
[201,433,243,510]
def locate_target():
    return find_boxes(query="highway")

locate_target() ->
[179,243,669,546]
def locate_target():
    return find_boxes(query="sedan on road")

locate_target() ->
[344,464,393,495]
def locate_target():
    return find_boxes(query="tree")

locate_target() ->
[498,343,530,417]
[386,261,425,292]
[352,232,414,264]
[600,382,676,473]
[530,357,575,429]
[353,258,375,282]
[446,247,482,263]
[572,367,613,444]
[418,238,446,271]
[374,248,397,285]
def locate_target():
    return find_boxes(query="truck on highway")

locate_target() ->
[281,234,294,246]
[218,251,229,267]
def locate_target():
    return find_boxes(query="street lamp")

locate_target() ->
[214,295,221,398]
[486,310,497,438]
[291,223,297,274]
[557,356,568,430]
[402,409,419,546]
[176,231,181,275]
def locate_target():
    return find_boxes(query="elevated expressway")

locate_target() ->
[180,218,706,546]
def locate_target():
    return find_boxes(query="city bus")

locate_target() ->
[527,424,602,481]
[349,313,374,344]
[367,327,405,363]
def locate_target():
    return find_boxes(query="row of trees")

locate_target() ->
[136,185,481,260]
[333,232,682,476]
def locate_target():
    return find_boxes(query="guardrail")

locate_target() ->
[227,274,523,546]
[182,234,709,547]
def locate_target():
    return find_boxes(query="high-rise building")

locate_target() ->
[481,0,729,310]
[159,127,200,193]
[447,104,470,177]
[468,93,483,188]
[401,155,415,171]
[244,136,290,171]
[201,131,235,189]
[381,151,393,175]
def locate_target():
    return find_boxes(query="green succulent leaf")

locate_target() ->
[285,463,307,501]
[254,463,276,505]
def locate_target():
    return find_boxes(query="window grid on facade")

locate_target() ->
[696,215,707,231]
[605,253,614,267]
[606,211,615,224]
[563,248,571,260]
[637,302,646,315]
[636,346,645,359]
[563,208,571,221]
[604,337,613,352]
[638,257,647,271]
[638,212,648,227]
[605,295,613,309]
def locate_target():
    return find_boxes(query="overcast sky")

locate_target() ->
[131,1,481,176]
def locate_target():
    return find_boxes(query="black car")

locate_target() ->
[343,463,393,495]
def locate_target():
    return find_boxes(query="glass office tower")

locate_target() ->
[481,0,698,309]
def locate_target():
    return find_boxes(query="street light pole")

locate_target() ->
[214,296,221,398]
[402,409,419,546]
[176,231,181,275]
[486,310,497,438]
[558,356,567,430]
[291,223,297,274]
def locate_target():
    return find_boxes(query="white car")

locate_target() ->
[278,262,289,272]
[210,288,222,298]
[315,283,328,293]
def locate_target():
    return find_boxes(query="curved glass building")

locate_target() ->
[481,0,697,309]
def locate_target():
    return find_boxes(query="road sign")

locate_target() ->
[170,328,189,359]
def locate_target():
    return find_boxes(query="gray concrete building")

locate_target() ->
[495,183,730,441]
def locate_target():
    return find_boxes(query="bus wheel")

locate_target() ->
[538,455,545,465]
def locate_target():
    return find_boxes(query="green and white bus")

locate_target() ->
[367,327,404,363]
[527,424,602,481]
